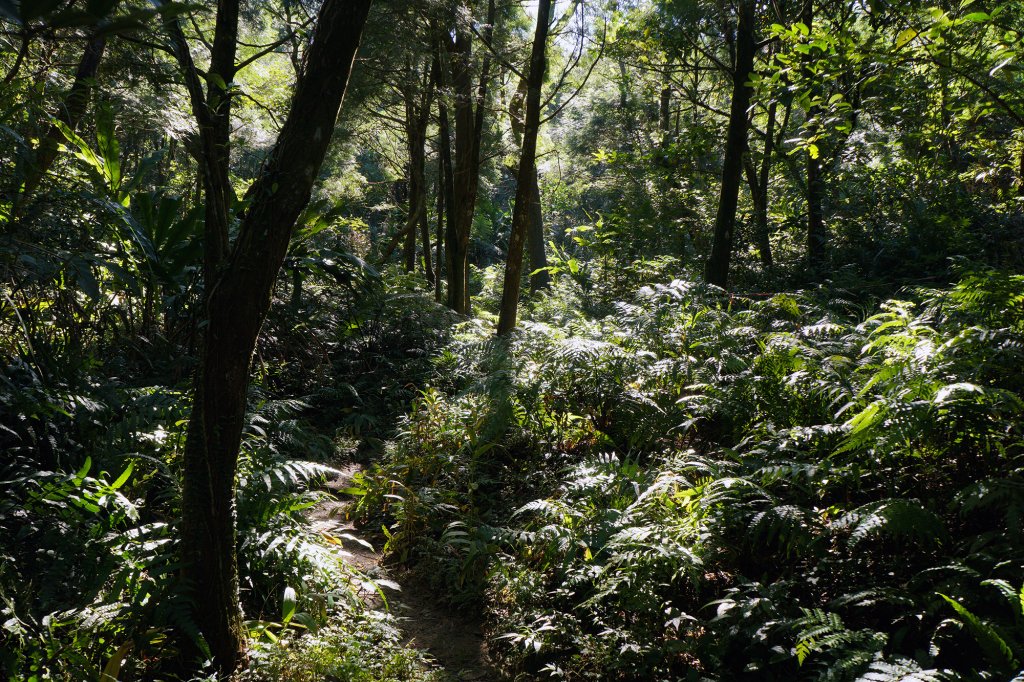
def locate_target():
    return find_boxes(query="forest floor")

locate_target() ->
[308,464,493,681]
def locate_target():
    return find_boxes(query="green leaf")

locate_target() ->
[95,102,121,190]
[963,11,990,22]
[51,118,103,177]
[281,586,297,625]
[71,258,100,302]
[207,72,227,91]
[934,382,983,404]
[896,28,919,48]
[939,593,1019,669]
[110,462,134,490]
[73,457,93,486]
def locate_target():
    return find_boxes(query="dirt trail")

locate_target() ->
[308,464,493,681]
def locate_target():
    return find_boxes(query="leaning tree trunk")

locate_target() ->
[508,74,549,291]
[496,0,551,336]
[704,0,756,289]
[20,32,106,202]
[175,0,371,673]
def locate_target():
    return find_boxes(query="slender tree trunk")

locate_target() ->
[704,0,755,288]
[448,27,474,313]
[446,0,495,314]
[524,164,547,290]
[402,163,417,271]
[435,146,445,301]
[507,74,549,290]
[497,0,551,335]
[403,61,435,282]
[438,84,456,302]
[419,195,434,283]
[3,30,30,85]
[802,1,826,269]
[659,85,672,148]
[201,0,241,278]
[20,32,107,202]
[175,0,371,673]
[744,98,776,270]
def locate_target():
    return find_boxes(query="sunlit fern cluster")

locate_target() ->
[363,268,1024,681]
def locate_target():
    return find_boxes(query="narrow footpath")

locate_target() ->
[308,464,493,681]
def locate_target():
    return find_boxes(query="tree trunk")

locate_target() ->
[403,165,417,271]
[447,27,474,314]
[403,60,435,282]
[659,85,672,148]
[524,164,547,290]
[176,0,371,673]
[744,98,776,270]
[20,32,107,202]
[507,74,549,290]
[419,193,434,283]
[704,0,755,289]
[802,1,827,269]
[497,0,551,335]
[2,29,30,85]
[438,79,456,302]
[446,0,495,315]
[435,141,446,301]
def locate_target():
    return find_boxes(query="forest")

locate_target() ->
[1,0,1023,679]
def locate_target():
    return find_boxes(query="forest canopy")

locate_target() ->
[1,0,1023,680]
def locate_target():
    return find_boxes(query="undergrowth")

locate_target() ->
[357,267,1024,681]
[0,265,452,680]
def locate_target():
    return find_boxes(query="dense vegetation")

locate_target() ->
[1,0,1023,680]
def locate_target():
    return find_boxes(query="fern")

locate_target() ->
[831,499,947,548]
[856,658,951,682]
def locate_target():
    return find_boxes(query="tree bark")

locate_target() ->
[802,1,827,269]
[176,0,371,673]
[437,73,456,302]
[497,0,551,335]
[704,0,755,289]
[744,97,777,270]
[20,32,107,202]
[446,0,495,315]
[447,26,474,313]
[402,162,417,271]
[403,59,435,281]
[435,140,445,301]
[2,29,30,85]
[508,74,549,290]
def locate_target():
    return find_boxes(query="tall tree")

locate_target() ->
[402,55,436,281]
[446,0,495,315]
[166,0,372,672]
[704,0,756,288]
[802,0,827,269]
[508,73,549,290]
[436,41,458,303]
[497,0,551,335]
